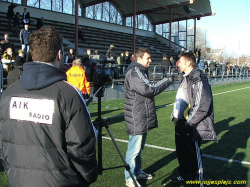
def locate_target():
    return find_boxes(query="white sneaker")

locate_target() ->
[136,171,153,180]
[126,180,142,187]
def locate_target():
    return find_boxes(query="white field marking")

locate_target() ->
[104,86,250,120]
[102,137,250,166]
[102,86,250,163]
[213,86,250,96]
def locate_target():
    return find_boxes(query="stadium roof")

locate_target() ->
[81,0,215,25]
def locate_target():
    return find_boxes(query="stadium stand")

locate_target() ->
[0,11,177,63]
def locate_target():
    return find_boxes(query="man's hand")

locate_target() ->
[185,122,193,132]
[85,94,90,100]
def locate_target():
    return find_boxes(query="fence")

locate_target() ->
[1,63,250,93]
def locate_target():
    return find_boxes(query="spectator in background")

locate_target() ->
[204,61,209,74]
[7,3,17,30]
[36,17,44,30]
[227,62,231,76]
[221,62,227,78]
[195,49,201,64]
[66,59,91,99]
[198,59,205,72]
[13,12,20,36]
[170,56,177,74]
[2,47,15,73]
[65,48,77,67]
[81,49,92,68]
[160,56,172,78]
[94,49,99,55]
[170,56,176,67]
[178,48,185,58]
[0,33,15,55]
[117,52,125,74]
[106,44,116,61]
[209,61,216,76]
[22,8,30,25]
[20,24,32,59]
[131,54,135,61]
[7,49,25,87]
[124,50,131,73]
[125,50,131,65]
[117,52,125,64]
[78,27,85,42]
[197,49,201,63]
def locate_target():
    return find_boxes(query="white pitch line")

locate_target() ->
[213,86,250,96]
[102,86,250,164]
[102,136,250,166]
[104,86,250,120]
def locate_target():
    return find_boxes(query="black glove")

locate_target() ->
[185,122,193,132]
[85,94,90,100]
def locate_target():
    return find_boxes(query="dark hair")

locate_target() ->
[29,27,63,63]
[180,52,196,67]
[134,48,150,61]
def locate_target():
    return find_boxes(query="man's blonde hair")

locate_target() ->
[72,59,81,67]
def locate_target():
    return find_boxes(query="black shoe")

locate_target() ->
[170,176,186,182]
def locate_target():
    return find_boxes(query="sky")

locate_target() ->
[197,0,250,56]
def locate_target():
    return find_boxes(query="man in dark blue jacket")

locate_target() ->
[0,26,98,187]
[124,48,174,187]
[170,52,217,186]
[20,24,31,59]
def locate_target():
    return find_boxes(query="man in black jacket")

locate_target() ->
[170,53,217,186]
[124,48,174,187]
[65,48,77,67]
[22,8,30,25]
[0,26,98,187]
[7,49,25,87]
[7,3,17,30]
[0,33,15,55]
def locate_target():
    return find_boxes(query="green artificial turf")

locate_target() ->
[1,81,250,187]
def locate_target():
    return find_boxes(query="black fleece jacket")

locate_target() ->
[124,61,172,135]
[0,62,98,187]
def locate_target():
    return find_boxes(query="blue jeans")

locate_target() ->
[162,68,167,78]
[22,44,30,53]
[22,44,30,60]
[125,133,147,182]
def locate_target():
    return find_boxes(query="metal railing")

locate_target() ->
[1,63,250,92]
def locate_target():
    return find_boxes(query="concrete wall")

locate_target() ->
[94,77,250,101]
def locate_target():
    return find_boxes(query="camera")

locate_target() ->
[84,58,120,97]
[85,58,120,84]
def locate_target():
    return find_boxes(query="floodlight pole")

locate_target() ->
[75,0,79,55]
[194,18,196,52]
[169,8,172,57]
[133,0,136,54]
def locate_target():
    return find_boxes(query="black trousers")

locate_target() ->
[173,118,203,183]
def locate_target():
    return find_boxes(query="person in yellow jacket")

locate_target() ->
[2,47,15,73]
[66,59,91,99]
